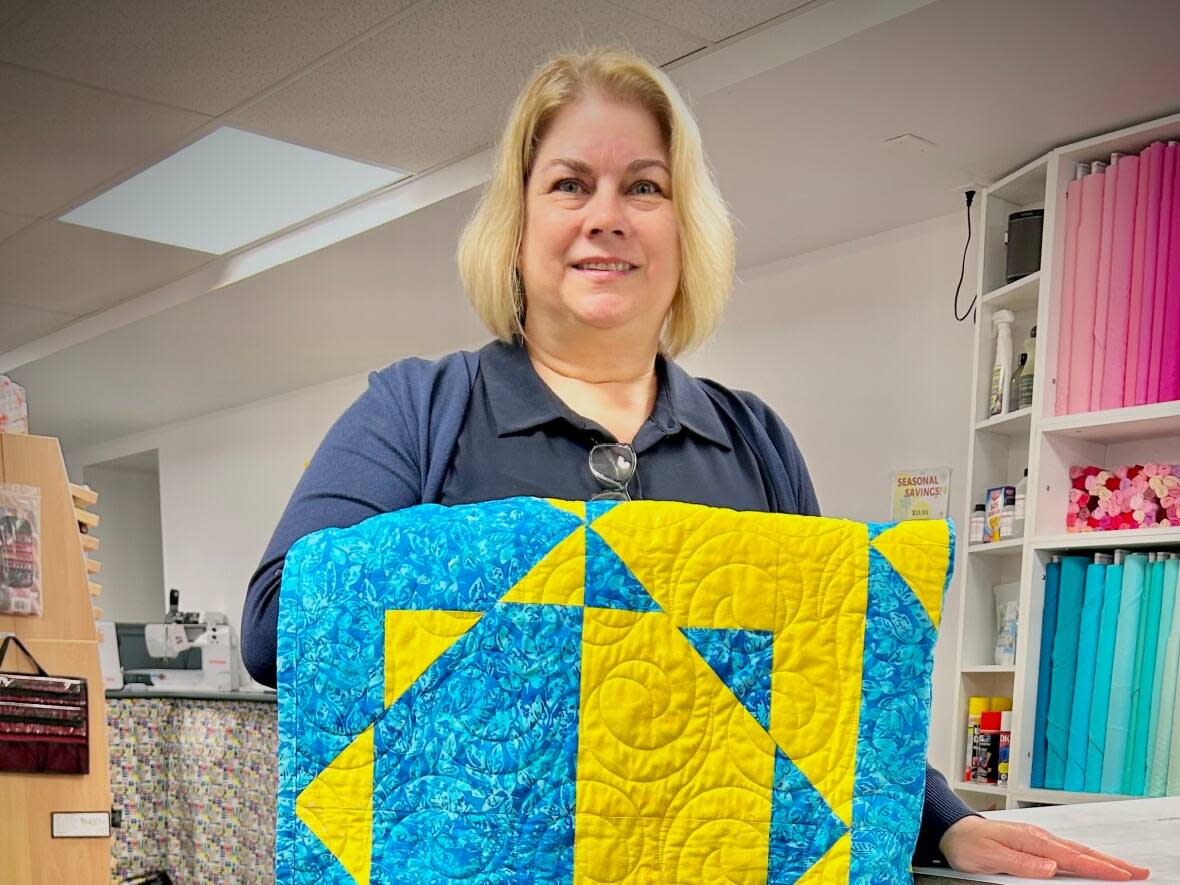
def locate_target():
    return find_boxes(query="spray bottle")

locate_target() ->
[989,309,1016,417]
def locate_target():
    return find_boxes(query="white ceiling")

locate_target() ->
[3,0,1180,454]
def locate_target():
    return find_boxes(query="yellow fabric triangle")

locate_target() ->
[500,527,585,606]
[545,499,586,521]
[384,610,483,707]
[589,502,779,631]
[869,521,951,629]
[296,725,375,885]
[794,830,851,885]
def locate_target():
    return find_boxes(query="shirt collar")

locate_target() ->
[480,339,731,450]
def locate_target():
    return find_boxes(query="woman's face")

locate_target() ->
[519,92,680,346]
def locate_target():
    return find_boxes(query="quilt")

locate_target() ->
[276,498,954,884]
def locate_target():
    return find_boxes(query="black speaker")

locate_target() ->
[1005,209,1043,283]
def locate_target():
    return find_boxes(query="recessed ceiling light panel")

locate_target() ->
[61,127,408,255]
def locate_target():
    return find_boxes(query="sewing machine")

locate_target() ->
[117,590,240,692]
[140,618,238,692]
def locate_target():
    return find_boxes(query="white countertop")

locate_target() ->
[913,797,1177,883]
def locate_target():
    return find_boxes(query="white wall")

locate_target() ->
[82,460,165,622]
[67,372,371,687]
[684,209,976,776]
[66,208,976,766]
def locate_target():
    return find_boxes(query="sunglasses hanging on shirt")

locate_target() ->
[589,442,637,501]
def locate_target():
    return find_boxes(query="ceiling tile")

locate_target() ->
[0,1,32,30]
[610,0,814,43]
[231,0,704,173]
[0,220,212,316]
[0,0,416,116]
[0,64,210,218]
[0,209,34,245]
[0,301,77,354]
[8,188,489,452]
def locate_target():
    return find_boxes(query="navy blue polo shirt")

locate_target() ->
[440,341,784,509]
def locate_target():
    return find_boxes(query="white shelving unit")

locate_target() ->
[950,111,1180,812]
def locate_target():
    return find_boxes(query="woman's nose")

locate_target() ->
[584,188,630,238]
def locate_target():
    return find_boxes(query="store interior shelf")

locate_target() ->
[954,782,1008,797]
[1011,788,1139,806]
[974,407,1033,437]
[1031,527,1180,552]
[987,154,1048,207]
[1040,400,1180,443]
[967,538,1024,556]
[981,271,1040,313]
[961,665,1016,675]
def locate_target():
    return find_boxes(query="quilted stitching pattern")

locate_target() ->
[277,499,952,884]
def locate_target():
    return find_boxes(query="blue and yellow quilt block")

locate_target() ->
[276,498,954,884]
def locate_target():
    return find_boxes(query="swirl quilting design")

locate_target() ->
[278,499,952,884]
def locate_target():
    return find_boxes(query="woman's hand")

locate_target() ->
[939,815,1150,879]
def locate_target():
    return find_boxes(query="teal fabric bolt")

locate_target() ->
[1103,553,1146,793]
[1064,559,1107,791]
[1045,556,1088,789]
[1085,560,1123,792]
[1146,558,1178,793]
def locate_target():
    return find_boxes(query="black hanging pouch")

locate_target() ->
[0,634,89,774]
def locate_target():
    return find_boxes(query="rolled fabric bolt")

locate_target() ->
[1058,172,1085,414]
[1103,553,1146,793]
[1086,557,1123,791]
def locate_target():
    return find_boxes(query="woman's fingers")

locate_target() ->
[1003,825,1138,880]
[1051,834,1151,880]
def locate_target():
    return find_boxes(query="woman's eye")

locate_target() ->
[554,179,584,194]
[631,180,663,196]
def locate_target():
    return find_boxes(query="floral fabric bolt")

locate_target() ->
[1067,464,1180,532]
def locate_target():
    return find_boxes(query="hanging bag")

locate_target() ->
[0,634,89,774]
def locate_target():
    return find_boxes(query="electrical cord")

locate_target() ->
[953,189,977,323]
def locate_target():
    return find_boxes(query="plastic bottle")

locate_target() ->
[999,711,1012,785]
[1018,325,1037,409]
[1014,469,1028,538]
[969,504,986,545]
[989,309,1016,417]
[1010,352,1027,409]
[965,696,989,782]
[975,711,1002,783]
[1000,490,1016,539]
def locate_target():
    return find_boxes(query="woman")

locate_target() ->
[243,47,1147,880]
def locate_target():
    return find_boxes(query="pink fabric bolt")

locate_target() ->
[1101,155,1139,410]
[1161,144,1180,402]
[1090,158,1119,410]
[1125,149,1152,406]
[1069,168,1106,414]
[1056,176,1084,415]
[1148,144,1177,402]
[1135,142,1166,405]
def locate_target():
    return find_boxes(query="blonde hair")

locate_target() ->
[456,47,735,357]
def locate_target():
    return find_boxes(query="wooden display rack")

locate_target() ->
[0,432,111,884]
